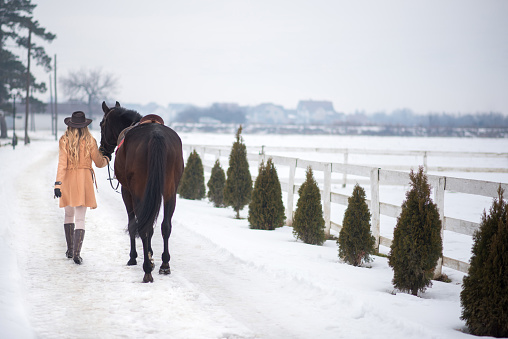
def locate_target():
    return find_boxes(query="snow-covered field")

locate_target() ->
[1,130,507,339]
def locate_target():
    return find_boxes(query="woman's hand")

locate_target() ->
[54,188,61,198]
[100,147,112,161]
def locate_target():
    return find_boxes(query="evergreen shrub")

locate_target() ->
[338,183,376,266]
[178,149,206,200]
[388,166,443,296]
[207,159,226,207]
[248,158,285,230]
[292,166,325,245]
[460,187,508,337]
[224,126,252,219]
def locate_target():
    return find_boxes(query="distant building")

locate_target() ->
[198,116,221,124]
[246,103,288,124]
[296,100,342,124]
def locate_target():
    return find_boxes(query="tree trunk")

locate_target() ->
[24,25,32,145]
[0,115,7,138]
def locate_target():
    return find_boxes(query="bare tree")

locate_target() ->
[60,68,118,127]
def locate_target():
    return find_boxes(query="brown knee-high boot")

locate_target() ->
[73,229,85,265]
[64,223,74,258]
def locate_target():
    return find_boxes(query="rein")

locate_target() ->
[106,162,121,194]
[101,108,122,194]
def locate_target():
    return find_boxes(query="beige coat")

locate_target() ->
[55,136,108,209]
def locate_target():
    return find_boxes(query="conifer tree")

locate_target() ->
[338,183,376,266]
[248,158,286,230]
[224,126,252,219]
[388,166,443,296]
[207,159,226,207]
[0,1,56,110]
[292,166,326,245]
[460,187,508,337]
[178,150,206,200]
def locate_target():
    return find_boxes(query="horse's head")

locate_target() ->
[99,101,121,156]
[99,101,143,156]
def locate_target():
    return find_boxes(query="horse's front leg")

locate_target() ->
[142,235,154,283]
[159,197,176,275]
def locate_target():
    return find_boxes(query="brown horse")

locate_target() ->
[99,101,184,283]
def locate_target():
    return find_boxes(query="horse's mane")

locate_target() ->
[116,107,142,125]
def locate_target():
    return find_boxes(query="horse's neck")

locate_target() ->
[113,117,140,143]
[116,117,140,135]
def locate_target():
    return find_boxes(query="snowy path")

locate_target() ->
[1,135,474,339]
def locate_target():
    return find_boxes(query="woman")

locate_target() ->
[54,111,110,264]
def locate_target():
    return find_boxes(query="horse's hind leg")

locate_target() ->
[147,227,155,269]
[122,187,137,266]
[141,234,154,283]
[128,234,137,266]
[159,196,176,275]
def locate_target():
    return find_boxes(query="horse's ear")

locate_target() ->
[115,101,121,108]
[102,101,109,114]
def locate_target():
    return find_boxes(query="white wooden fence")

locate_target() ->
[183,144,508,275]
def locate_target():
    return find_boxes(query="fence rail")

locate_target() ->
[183,144,508,274]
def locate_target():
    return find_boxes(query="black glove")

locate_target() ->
[54,188,61,198]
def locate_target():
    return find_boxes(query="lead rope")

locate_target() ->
[107,162,121,194]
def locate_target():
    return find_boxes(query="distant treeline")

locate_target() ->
[175,105,508,129]
[355,109,508,128]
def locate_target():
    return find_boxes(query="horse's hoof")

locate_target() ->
[159,263,171,275]
[143,273,153,283]
[127,259,137,266]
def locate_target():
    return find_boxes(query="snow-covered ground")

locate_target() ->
[1,130,507,339]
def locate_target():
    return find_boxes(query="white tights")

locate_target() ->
[64,206,87,230]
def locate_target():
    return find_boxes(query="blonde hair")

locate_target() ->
[61,126,94,168]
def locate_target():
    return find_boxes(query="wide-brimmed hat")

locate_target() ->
[64,111,92,128]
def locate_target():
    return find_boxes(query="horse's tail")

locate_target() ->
[131,131,167,238]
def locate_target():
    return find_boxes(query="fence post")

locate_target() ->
[370,168,380,251]
[343,149,348,187]
[323,163,331,236]
[286,159,297,226]
[258,148,266,168]
[423,151,428,173]
[433,176,446,278]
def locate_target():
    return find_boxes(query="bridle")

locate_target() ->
[99,108,118,156]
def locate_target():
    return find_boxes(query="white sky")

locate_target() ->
[28,0,508,114]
